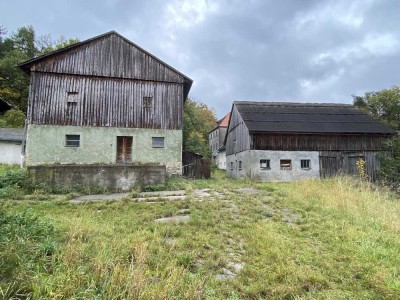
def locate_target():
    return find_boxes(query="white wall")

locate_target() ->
[0,141,22,165]
[217,150,227,170]
[227,150,320,181]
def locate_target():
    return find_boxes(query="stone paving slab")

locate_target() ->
[154,215,190,223]
[70,193,130,203]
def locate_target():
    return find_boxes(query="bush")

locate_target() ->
[0,203,56,298]
[0,109,25,127]
[379,136,400,191]
[0,166,34,198]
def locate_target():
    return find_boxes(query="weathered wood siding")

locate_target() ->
[29,34,185,83]
[251,133,386,151]
[226,105,250,155]
[28,72,183,129]
[319,151,384,181]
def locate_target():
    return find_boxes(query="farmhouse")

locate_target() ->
[209,112,230,169]
[226,101,396,181]
[19,31,192,190]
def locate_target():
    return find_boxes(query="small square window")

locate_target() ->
[152,137,164,148]
[143,96,153,108]
[280,159,292,170]
[239,161,242,170]
[67,91,79,103]
[66,134,80,147]
[301,159,311,169]
[260,159,270,170]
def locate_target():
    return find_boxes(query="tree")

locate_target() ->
[353,86,400,131]
[353,86,400,187]
[183,98,216,158]
[0,26,79,113]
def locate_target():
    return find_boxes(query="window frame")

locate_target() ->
[280,159,292,170]
[143,96,153,108]
[238,160,242,170]
[65,134,80,147]
[260,159,271,170]
[152,137,165,148]
[301,159,311,170]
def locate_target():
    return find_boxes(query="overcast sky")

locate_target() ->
[1,0,400,118]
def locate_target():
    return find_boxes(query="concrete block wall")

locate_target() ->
[28,164,166,191]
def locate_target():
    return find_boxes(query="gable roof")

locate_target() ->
[19,31,193,100]
[0,128,24,142]
[234,101,397,135]
[209,112,230,133]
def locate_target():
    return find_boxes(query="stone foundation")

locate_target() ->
[28,164,166,191]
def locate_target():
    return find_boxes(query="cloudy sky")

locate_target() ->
[1,0,400,117]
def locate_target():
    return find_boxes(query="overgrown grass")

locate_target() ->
[1,172,400,299]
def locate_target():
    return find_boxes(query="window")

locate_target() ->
[117,136,132,163]
[260,159,270,170]
[152,137,165,148]
[280,159,292,170]
[239,161,242,170]
[143,96,153,108]
[301,159,311,169]
[65,135,80,147]
[230,162,233,170]
[67,91,79,103]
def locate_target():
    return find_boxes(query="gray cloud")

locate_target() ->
[1,0,399,117]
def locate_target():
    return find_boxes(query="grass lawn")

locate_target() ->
[1,170,400,299]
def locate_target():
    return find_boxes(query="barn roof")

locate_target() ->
[19,31,193,100]
[0,128,24,142]
[234,101,397,135]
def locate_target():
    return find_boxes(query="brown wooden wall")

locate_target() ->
[226,105,250,155]
[28,72,183,129]
[319,151,384,181]
[251,133,387,151]
[29,34,185,83]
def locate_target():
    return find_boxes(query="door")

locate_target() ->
[116,136,132,163]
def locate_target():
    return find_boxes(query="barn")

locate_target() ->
[225,101,397,181]
[19,31,192,190]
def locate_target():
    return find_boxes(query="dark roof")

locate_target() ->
[18,31,193,100]
[0,128,24,142]
[234,101,397,135]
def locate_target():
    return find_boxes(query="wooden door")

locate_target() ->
[117,136,132,163]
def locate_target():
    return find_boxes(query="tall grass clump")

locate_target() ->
[0,165,33,198]
[288,176,400,231]
[0,202,56,299]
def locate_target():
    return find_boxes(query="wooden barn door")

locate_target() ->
[319,155,341,178]
[116,136,132,163]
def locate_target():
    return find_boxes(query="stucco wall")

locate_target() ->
[26,125,182,175]
[0,141,22,165]
[227,150,320,181]
[217,150,227,170]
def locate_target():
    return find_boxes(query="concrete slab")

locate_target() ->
[154,215,190,223]
[70,193,129,203]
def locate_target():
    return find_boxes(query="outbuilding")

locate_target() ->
[225,101,396,181]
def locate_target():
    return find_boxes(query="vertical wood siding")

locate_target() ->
[30,34,185,83]
[319,151,384,181]
[28,72,183,129]
[251,134,387,151]
[226,105,250,155]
